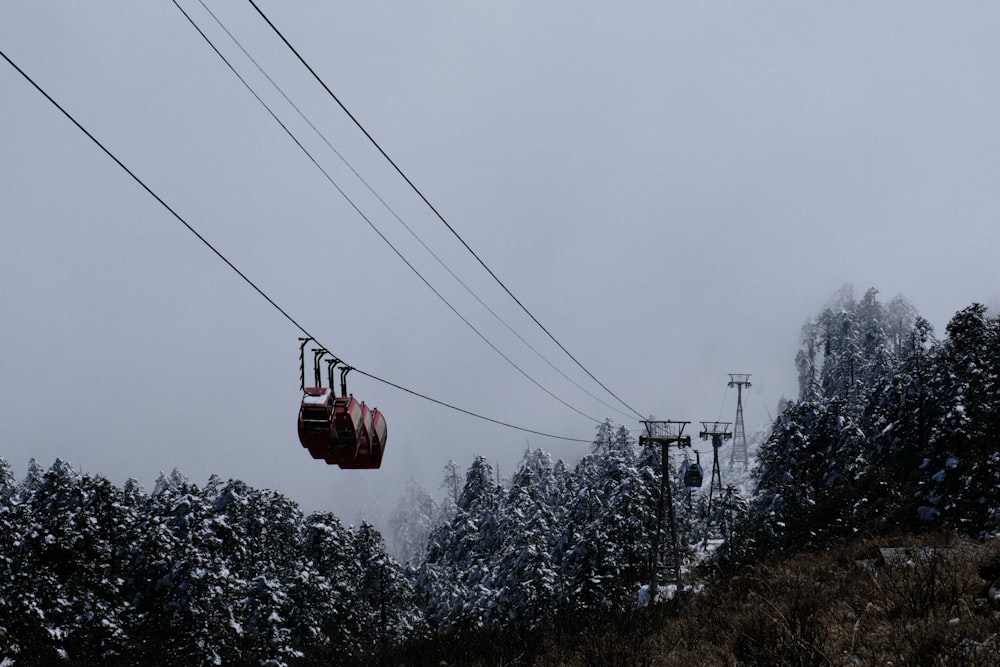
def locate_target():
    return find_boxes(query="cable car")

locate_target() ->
[339,404,388,469]
[369,407,387,466]
[682,463,703,488]
[323,387,365,467]
[681,451,703,488]
[297,338,387,469]
[298,385,336,461]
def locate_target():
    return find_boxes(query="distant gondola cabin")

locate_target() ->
[681,462,703,488]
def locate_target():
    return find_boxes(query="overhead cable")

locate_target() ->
[192,0,636,423]
[171,0,601,424]
[246,0,647,421]
[0,46,591,444]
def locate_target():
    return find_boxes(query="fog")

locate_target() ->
[2,2,998,524]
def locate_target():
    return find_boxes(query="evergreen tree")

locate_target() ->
[6,460,85,661]
[239,574,299,667]
[0,455,13,502]
[141,470,242,664]
[0,460,435,662]
[437,459,464,526]
[67,473,139,664]
[419,457,501,632]
[208,480,304,664]
[797,286,917,414]
[287,512,355,654]
[490,449,563,628]
[1,460,139,663]
[864,317,940,528]
[883,293,920,356]
[556,422,649,611]
[917,305,1000,530]
[387,478,437,564]
[0,457,24,660]
[795,318,822,401]
[349,523,418,657]
[749,399,867,550]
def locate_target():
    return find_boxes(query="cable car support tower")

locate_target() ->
[728,373,751,470]
[699,421,732,522]
[639,420,690,601]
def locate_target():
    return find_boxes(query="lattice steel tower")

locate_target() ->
[699,421,732,519]
[728,373,751,469]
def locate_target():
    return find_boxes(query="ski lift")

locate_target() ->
[681,451,703,488]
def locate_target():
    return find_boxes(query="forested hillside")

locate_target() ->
[2,288,999,665]
[736,288,1000,560]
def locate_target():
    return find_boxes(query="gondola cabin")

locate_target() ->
[298,387,335,461]
[369,408,387,466]
[681,461,704,488]
[339,405,387,469]
[324,395,365,467]
[296,338,387,469]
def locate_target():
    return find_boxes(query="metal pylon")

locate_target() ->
[639,420,690,600]
[728,374,751,469]
[699,422,732,521]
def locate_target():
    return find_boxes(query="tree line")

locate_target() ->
[1,421,713,664]
[3,286,998,664]
[736,287,1000,560]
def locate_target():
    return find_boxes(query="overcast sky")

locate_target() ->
[2,2,999,523]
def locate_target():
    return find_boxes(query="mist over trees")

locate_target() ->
[3,287,999,664]
[742,287,1000,559]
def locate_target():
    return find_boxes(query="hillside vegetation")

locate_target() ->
[2,287,999,665]
[387,534,1000,666]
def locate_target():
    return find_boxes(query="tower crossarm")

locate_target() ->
[728,373,752,389]
[699,421,733,440]
[640,420,692,448]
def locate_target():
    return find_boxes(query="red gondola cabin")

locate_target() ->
[297,338,387,469]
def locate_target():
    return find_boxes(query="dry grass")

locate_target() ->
[380,534,1000,667]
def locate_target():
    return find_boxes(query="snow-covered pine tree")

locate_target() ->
[437,459,464,526]
[7,460,87,661]
[419,456,502,632]
[747,287,924,556]
[883,293,920,357]
[917,304,1000,530]
[795,318,822,401]
[239,574,299,667]
[348,522,418,657]
[208,480,304,664]
[2,460,138,663]
[0,455,13,503]
[749,399,867,550]
[489,448,563,628]
[864,316,940,529]
[287,512,356,654]
[387,478,437,564]
[817,299,862,407]
[800,288,918,415]
[68,472,139,663]
[555,421,648,612]
[140,470,242,664]
[0,457,25,660]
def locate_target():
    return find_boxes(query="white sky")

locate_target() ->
[2,2,999,523]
